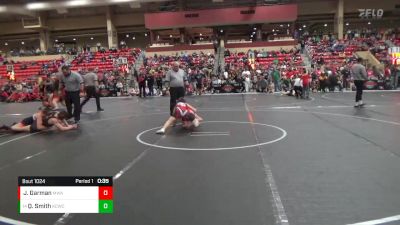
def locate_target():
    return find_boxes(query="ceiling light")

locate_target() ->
[26,2,49,10]
[220,29,223,33]
[299,28,302,31]
[253,27,257,30]
[66,0,90,7]
[126,34,129,38]
[132,36,136,40]
[280,24,283,27]
[303,25,306,28]
[144,33,148,37]
[4,42,8,46]
[90,37,94,40]
[345,23,349,26]
[200,33,202,36]
[21,41,25,45]
[111,0,132,2]
[272,29,275,32]
[55,39,58,42]
[368,21,371,25]
[169,34,172,38]
[324,24,327,27]
[287,24,290,27]
[73,38,76,41]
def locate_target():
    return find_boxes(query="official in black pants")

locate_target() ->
[169,87,185,115]
[60,65,84,124]
[80,86,103,111]
[65,91,81,121]
[165,62,187,115]
[80,69,103,111]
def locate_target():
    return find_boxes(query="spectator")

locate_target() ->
[351,58,368,107]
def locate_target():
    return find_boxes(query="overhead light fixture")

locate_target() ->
[272,29,275,32]
[26,2,49,10]
[90,37,94,40]
[324,24,327,27]
[345,22,349,26]
[368,21,371,25]
[55,39,58,42]
[73,38,76,41]
[200,33,202,36]
[129,2,140,8]
[66,0,90,7]
[4,42,8,46]
[220,29,223,33]
[287,24,290,27]
[253,27,257,30]
[132,36,136,40]
[303,25,306,28]
[21,41,25,45]
[57,8,68,14]
[111,0,132,2]
[169,34,172,38]
[144,33,148,37]
[299,28,302,31]
[126,34,129,38]
[280,24,283,27]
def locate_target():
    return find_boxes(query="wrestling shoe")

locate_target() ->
[193,119,200,128]
[156,128,165,135]
[0,125,10,131]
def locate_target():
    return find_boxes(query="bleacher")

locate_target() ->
[225,51,303,70]
[0,60,62,80]
[70,48,141,72]
[306,39,365,68]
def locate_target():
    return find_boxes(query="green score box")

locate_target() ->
[99,200,113,214]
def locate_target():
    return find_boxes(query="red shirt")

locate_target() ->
[174,102,194,121]
[302,74,311,86]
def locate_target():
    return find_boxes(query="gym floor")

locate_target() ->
[1,91,400,225]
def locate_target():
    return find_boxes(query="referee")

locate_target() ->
[350,58,368,107]
[165,62,187,115]
[60,65,84,124]
[80,68,104,112]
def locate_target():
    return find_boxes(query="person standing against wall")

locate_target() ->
[60,65,84,124]
[80,67,104,112]
[165,62,187,115]
[351,58,368,107]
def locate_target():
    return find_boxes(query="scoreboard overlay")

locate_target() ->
[18,177,113,214]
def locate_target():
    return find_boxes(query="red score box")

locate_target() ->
[99,186,113,200]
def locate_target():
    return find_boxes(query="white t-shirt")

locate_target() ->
[294,78,303,87]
